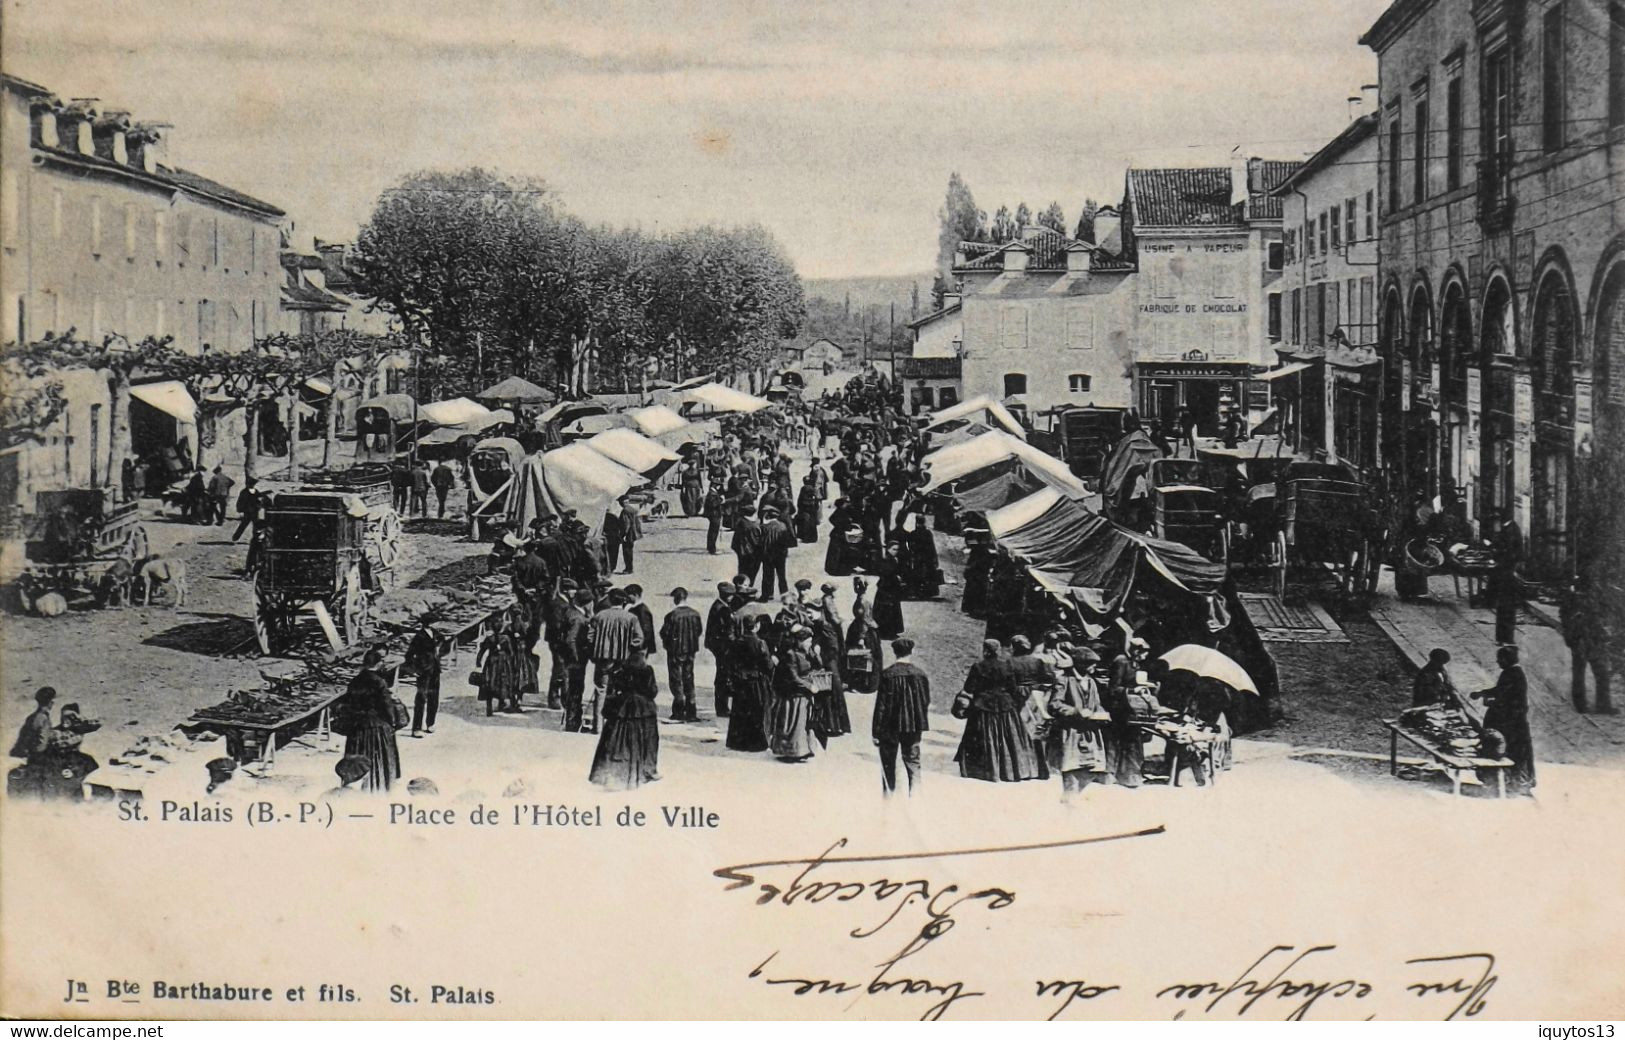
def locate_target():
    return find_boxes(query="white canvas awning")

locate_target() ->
[587,428,681,475]
[924,394,1026,438]
[987,487,1062,538]
[922,430,1088,499]
[683,382,770,414]
[130,381,197,424]
[627,405,690,438]
[419,397,492,426]
[1257,361,1314,382]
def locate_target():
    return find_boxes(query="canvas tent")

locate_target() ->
[627,405,690,438]
[986,488,1226,617]
[945,459,1041,514]
[683,382,770,415]
[506,444,645,536]
[586,428,680,478]
[419,397,491,427]
[1101,429,1165,505]
[922,430,1088,499]
[925,395,1026,439]
[477,375,555,406]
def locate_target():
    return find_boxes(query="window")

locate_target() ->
[1361,278,1375,329]
[1153,319,1175,357]
[91,197,103,253]
[1413,93,1429,201]
[1330,205,1342,250]
[1001,305,1027,350]
[52,189,63,239]
[1329,283,1342,336]
[1612,2,1625,128]
[155,299,165,338]
[176,213,191,261]
[1268,292,1282,340]
[1347,278,1359,337]
[1345,198,1357,244]
[10,294,24,342]
[211,217,220,267]
[1068,374,1091,393]
[1292,288,1302,344]
[1485,48,1513,169]
[1388,112,1402,213]
[124,203,137,258]
[1003,373,1027,397]
[1066,303,1095,349]
[1,171,17,245]
[1307,218,1317,258]
[1365,190,1375,238]
[1154,269,1177,298]
[1212,265,1236,299]
[1319,212,1328,255]
[1446,76,1463,190]
[1543,4,1566,151]
[1213,321,1238,358]
[1267,241,1284,271]
[155,210,168,259]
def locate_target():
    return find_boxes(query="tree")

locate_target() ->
[1038,201,1067,234]
[1075,198,1101,243]
[989,205,1014,244]
[0,370,65,452]
[1014,202,1032,230]
[936,172,985,276]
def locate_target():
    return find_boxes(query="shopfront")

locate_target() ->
[1136,358,1258,436]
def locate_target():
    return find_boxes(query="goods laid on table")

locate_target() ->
[1383,706,1514,798]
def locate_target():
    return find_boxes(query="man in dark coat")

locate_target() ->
[1474,644,1534,795]
[1488,511,1525,645]
[543,578,578,709]
[559,590,594,732]
[759,506,795,601]
[1562,577,1615,714]
[732,504,764,588]
[874,638,930,795]
[705,582,738,718]
[431,460,456,518]
[660,586,705,721]
[703,485,724,555]
[406,617,444,737]
[625,584,657,661]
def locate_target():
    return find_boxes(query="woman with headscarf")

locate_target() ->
[951,640,1044,782]
[770,625,820,762]
[1045,645,1110,799]
[873,540,907,640]
[476,612,527,715]
[845,580,883,694]
[342,650,402,793]
[898,508,941,600]
[726,616,774,753]
[589,640,662,789]
[825,498,857,576]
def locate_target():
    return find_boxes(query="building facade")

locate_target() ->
[951,226,1140,416]
[1362,0,1625,581]
[1269,114,1384,470]
[1121,162,1298,435]
[1,74,287,504]
[901,298,962,412]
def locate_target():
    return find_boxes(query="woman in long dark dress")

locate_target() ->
[343,651,402,793]
[814,584,847,700]
[899,510,941,599]
[589,647,661,789]
[726,617,774,752]
[796,476,822,543]
[770,627,819,761]
[960,531,994,618]
[476,615,526,715]
[825,498,856,576]
[873,542,906,640]
[1474,645,1535,794]
[844,591,883,695]
[951,640,1044,782]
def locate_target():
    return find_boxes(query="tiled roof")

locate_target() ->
[33,144,285,218]
[1126,167,1238,228]
[1245,158,1304,220]
[906,301,961,330]
[1272,117,1377,195]
[954,227,1081,272]
[1,73,55,98]
[281,271,350,311]
[896,357,962,379]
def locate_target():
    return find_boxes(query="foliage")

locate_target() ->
[1038,201,1067,233]
[0,373,65,451]
[935,172,987,276]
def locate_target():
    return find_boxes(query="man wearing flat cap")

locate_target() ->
[705,582,738,718]
[406,615,444,738]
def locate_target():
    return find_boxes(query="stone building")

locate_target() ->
[1,73,286,504]
[1361,0,1625,581]
[1268,112,1384,469]
[900,296,962,412]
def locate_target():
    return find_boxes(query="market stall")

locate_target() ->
[922,430,1089,500]
[925,395,1027,439]
[585,428,680,480]
[681,382,770,415]
[1383,705,1515,798]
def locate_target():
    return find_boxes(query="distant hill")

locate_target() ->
[803,272,935,314]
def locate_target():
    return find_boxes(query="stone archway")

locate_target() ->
[1379,287,1406,482]
[1479,277,1517,521]
[1529,267,1577,577]
[1439,280,1474,505]
[1406,283,1438,498]
[1587,260,1625,592]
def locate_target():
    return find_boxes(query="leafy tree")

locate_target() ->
[936,172,985,276]
[989,205,1014,244]
[1039,201,1067,233]
[1075,198,1101,243]
[1014,202,1033,230]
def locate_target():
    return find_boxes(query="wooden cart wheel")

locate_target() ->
[252,580,279,656]
[372,510,403,570]
[1274,529,1289,600]
[340,565,364,645]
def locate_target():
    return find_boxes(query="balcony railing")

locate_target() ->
[1477,154,1514,231]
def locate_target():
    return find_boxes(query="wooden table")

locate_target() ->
[1382,718,1514,798]
[187,687,349,767]
[1137,718,1220,788]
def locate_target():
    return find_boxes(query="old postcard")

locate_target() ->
[2,0,1623,1023]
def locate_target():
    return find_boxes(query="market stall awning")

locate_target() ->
[683,382,770,414]
[1256,361,1315,381]
[949,461,1041,514]
[478,375,556,405]
[565,413,631,437]
[1100,430,1164,504]
[506,444,645,537]
[419,397,492,427]
[627,404,690,438]
[670,372,717,392]
[987,486,1063,538]
[925,395,1026,438]
[586,428,681,477]
[536,399,609,426]
[130,381,197,424]
[923,430,1088,499]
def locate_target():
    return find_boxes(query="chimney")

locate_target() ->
[93,111,131,164]
[127,122,169,173]
[1093,205,1121,250]
[1361,83,1379,113]
[60,99,100,156]
[1348,94,1363,121]
[1065,241,1093,274]
[29,98,61,149]
[1001,241,1031,274]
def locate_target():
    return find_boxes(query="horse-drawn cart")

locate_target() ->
[1265,462,1378,598]
[11,488,149,614]
[1147,458,1230,566]
[465,437,525,540]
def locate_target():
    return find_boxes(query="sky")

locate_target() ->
[4,0,1391,280]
